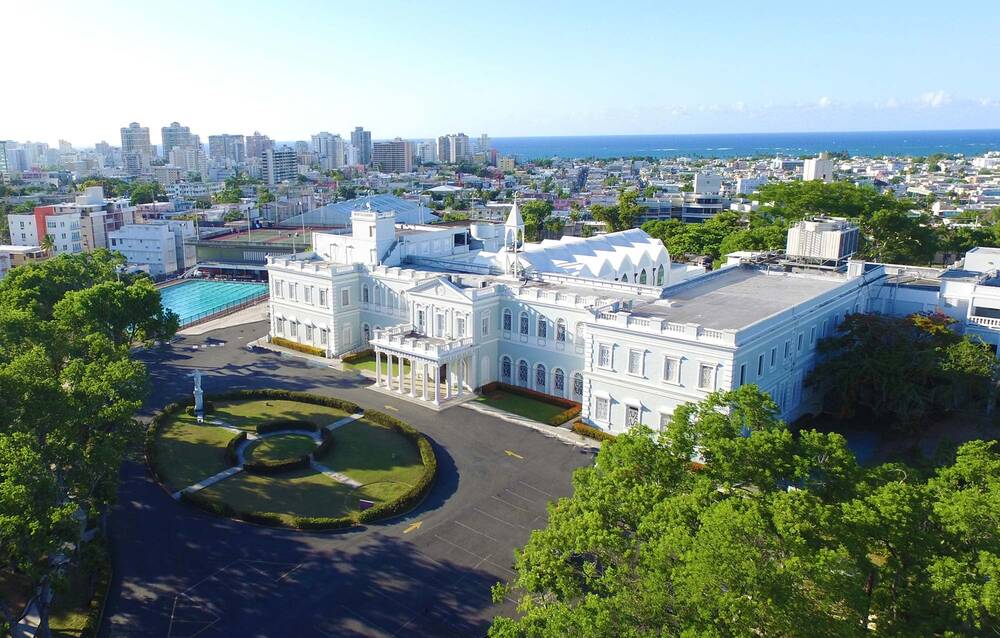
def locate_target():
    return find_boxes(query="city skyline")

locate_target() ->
[5,0,1000,145]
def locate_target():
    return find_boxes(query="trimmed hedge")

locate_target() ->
[480,381,582,425]
[243,454,311,475]
[341,349,373,365]
[224,431,247,466]
[256,419,319,435]
[313,428,334,460]
[185,401,215,416]
[179,490,354,530]
[271,336,327,358]
[355,410,438,523]
[572,420,617,443]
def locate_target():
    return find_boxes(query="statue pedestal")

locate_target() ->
[194,388,204,414]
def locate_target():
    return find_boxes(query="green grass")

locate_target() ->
[211,399,350,431]
[197,467,358,518]
[344,353,410,375]
[153,415,234,491]
[248,434,317,462]
[474,389,570,423]
[324,419,425,489]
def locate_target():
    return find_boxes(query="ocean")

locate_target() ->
[489,130,1000,161]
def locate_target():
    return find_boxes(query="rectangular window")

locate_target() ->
[503,312,512,331]
[456,317,466,337]
[289,321,298,338]
[770,347,776,367]
[304,287,312,304]
[482,313,490,336]
[658,412,670,431]
[519,314,528,335]
[628,349,643,375]
[319,289,327,306]
[810,326,816,345]
[305,324,313,341]
[537,318,547,339]
[290,283,297,301]
[784,341,791,358]
[797,333,803,352]
[595,396,610,421]
[598,344,612,369]
[663,357,679,383]
[757,354,764,376]
[625,405,640,428]
[739,363,746,385]
[341,288,350,307]
[698,364,715,390]
[275,318,285,334]
[556,322,566,342]
[319,328,328,345]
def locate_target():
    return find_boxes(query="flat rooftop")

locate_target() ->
[631,266,847,330]
[204,228,334,245]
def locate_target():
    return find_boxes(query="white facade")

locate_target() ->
[804,157,834,182]
[786,218,860,261]
[108,220,196,276]
[693,172,722,195]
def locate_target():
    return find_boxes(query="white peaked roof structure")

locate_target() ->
[505,198,525,228]
[478,227,678,284]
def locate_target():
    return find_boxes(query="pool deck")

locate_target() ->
[178,301,268,335]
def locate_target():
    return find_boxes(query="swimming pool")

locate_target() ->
[160,280,269,326]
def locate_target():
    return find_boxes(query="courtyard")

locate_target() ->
[103,319,594,637]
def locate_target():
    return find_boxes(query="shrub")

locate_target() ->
[243,454,311,475]
[572,420,617,443]
[271,336,327,358]
[224,431,247,467]
[204,389,359,415]
[185,401,215,416]
[256,419,318,435]
[546,405,582,426]
[480,381,580,410]
[179,491,356,530]
[341,349,373,365]
[75,539,112,638]
[313,428,334,461]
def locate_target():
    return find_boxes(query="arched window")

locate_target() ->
[537,317,547,339]
[518,360,529,386]
[501,356,512,382]
[656,264,665,286]
[502,309,512,331]
[572,372,584,400]
[639,269,648,285]
[519,312,529,335]
[554,368,565,395]
[362,285,370,303]
[556,319,566,342]
[535,364,546,391]
[363,323,371,342]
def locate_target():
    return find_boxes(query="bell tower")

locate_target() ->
[503,195,525,277]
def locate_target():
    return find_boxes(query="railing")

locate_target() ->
[969,315,1000,329]
[179,290,269,328]
[594,311,734,343]
[371,324,475,357]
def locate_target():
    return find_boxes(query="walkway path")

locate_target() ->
[310,461,362,488]
[171,466,243,500]
[461,401,601,451]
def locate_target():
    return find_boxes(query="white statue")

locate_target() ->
[192,369,204,415]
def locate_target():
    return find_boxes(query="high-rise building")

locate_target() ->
[311,132,345,170]
[0,141,10,180]
[208,134,246,165]
[351,127,372,165]
[169,145,208,178]
[58,139,74,152]
[372,138,413,173]
[478,133,491,152]
[161,122,194,158]
[120,122,152,176]
[437,133,471,163]
[245,131,274,160]
[262,146,297,185]
[416,140,437,164]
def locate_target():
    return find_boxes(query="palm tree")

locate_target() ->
[40,234,55,255]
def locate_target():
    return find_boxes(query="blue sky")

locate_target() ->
[7,0,1000,145]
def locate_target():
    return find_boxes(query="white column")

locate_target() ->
[386,354,394,389]
[432,365,440,404]
[456,360,464,397]
[398,354,404,393]
[422,362,429,400]
[409,357,416,397]
[444,362,452,400]
[374,349,382,385]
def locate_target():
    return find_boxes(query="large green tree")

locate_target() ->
[491,386,1000,637]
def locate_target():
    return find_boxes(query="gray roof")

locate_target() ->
[281,195,439,226]
[632,266,847,330]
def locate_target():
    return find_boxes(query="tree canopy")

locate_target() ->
[491,385,1000,637]
[0,251,176,632]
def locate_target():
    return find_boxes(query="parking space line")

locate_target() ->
[485,557,516,577]
[503,488,536,504]
[491,494,532,513]
[434,534,486,561]
[454,520,500,543]
[473,506,527,530]
[518,480,555,499]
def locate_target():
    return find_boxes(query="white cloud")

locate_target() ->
[979,97,1000,107]
[817,96,832,108]
[919,90,952,108]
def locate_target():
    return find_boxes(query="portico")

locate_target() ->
[370,324,477,409]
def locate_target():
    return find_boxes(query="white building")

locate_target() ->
[262,147,297,185]
[6,186,135,255]
[169,145,209,178]
[693,172,722,195]
[108,220,196,276]
[804,155,835,182]
[786,217,860,262]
